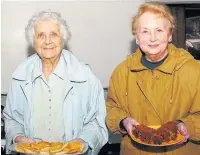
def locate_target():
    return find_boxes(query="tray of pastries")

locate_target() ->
[9,140,88,155]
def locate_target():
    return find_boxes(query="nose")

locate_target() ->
[150,32,157,42]
[44,35,52,44]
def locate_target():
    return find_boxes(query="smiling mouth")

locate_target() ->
[43,47,56,50]
[149,44,159,48]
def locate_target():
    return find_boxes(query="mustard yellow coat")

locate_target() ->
[106,44,200,155]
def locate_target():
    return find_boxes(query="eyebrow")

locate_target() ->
[141,27,163,30]
[36,30,60,34]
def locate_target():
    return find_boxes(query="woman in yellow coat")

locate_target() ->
[106,1,200,155]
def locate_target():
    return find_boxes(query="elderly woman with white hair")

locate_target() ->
[3,11,108,155]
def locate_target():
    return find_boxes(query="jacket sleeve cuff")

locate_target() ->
[77,129,101,152]
[10,127,24,143]
[13,134,24,144]
[180,118,196,139]
[117,115,128,134]
[6,128,24,154]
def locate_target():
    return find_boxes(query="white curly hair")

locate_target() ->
[25,10,71,47]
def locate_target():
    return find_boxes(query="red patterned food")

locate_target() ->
[133,124,155,143]
[132,121,178,145]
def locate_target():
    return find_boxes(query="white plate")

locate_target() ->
[8,141,89,155]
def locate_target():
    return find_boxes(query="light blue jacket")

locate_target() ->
[3,50,108,155]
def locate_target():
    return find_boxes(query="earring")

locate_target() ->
[136,40,139,44]
[169,38,172,42]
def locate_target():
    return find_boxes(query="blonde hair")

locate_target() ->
[132,1,176,35]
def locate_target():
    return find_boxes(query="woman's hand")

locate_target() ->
[14,135,35,144]
[121,117,139,135]
[177,122,190,144]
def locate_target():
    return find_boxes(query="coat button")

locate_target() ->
[156,76,159,80]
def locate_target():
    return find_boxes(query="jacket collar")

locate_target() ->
[32,58,42,82]
[53,55,65,80]
[12,49,87,82]
[32,54,66,82]
[130,44,183,74]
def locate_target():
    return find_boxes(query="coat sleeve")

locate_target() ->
[180,71,200,141]
[3,80,25,153]
[106,61,130,136]
[106,77,129,136]
[77,75,108,155]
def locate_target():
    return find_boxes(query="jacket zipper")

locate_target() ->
[152,70,154,79]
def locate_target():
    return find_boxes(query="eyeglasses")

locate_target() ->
[36,32,61,43]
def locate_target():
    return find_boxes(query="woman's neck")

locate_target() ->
[145,50,168,62]
[42,56,60,80]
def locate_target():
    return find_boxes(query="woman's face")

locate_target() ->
[136,12,172,57]
[34,19,63,60]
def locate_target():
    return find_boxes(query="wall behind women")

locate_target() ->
[1,0,145,93]
[161,0,200,3]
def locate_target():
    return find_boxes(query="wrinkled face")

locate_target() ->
[136,12,172,56]
[34,19,63,60]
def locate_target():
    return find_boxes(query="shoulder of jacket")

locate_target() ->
[184,59,200,74]
[180,57,200,69]
[12,54,39,80]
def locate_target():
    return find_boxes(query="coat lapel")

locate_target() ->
[20,80,34,137]
[136,73,162,123]
[62,83,74,141]
[20,81,32,105]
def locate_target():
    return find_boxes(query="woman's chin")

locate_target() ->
[41,55,58,60]
[146,50,161,56]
